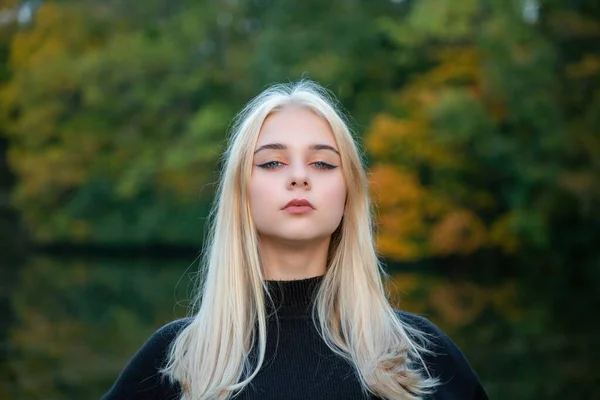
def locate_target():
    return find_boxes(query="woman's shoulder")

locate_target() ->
[394,310,489,399]
[130,317,193,358]
[152,317,194,342]
[101,318,193,400]
[395,309,465,353]
[394,310,453,342]
[136,317,194,366]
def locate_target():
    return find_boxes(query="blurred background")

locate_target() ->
[0,0,598,398]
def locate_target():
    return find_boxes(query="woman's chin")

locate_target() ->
[262,232,331,246]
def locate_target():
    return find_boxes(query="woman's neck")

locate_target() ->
[264,275,324,318]
[258,236,330,280]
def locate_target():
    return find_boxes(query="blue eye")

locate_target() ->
[312,161,337,170]
[257,161,284,169]
[257,161,337,170]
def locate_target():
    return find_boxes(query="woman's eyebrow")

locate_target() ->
[254,143,340,155]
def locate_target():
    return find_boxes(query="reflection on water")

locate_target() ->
[2,256,192,400]
[1,256,596,399]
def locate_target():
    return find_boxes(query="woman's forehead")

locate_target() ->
[256,107,337,150]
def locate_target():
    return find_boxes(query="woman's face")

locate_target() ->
[249,106,347,244]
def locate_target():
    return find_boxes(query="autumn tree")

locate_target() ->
[367,0,599,263]
[0,0,407,245]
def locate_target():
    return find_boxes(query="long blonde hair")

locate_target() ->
[161,81,439,399]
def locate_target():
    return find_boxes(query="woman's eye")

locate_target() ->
[312,161,337,170]
[257,161,284,169]
[257,161,337,170]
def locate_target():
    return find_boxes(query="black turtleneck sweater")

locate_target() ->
[102,276,488,400]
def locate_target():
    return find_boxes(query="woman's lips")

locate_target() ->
[282,198,315,214]
[283,205,314,214]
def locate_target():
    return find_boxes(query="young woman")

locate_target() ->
[102,81,488,400]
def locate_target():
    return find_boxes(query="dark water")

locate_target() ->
[0,256,597,399]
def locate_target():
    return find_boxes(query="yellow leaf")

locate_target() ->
[430,210,488,256]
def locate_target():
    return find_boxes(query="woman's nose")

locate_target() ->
[287,162,310,189]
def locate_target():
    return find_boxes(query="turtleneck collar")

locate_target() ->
[264,275,324,318]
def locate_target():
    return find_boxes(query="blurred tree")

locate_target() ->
[0,2,30,397]
[2,0,596,254]
[5,256,189,399]
[368,0,599,261]
[368,0,600,396]
[0,0,598,397]
[0,0,410,245]
[1,1,229,244]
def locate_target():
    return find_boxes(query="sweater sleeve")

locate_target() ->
[101,318,192,400]
[396,310,489,400]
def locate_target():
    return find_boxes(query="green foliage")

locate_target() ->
[367,0,599,261]
[0,0,408,244]
[1,1,229,243]
[365,4,600,395]
[4,256,190,399]
[1,1,598,397]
